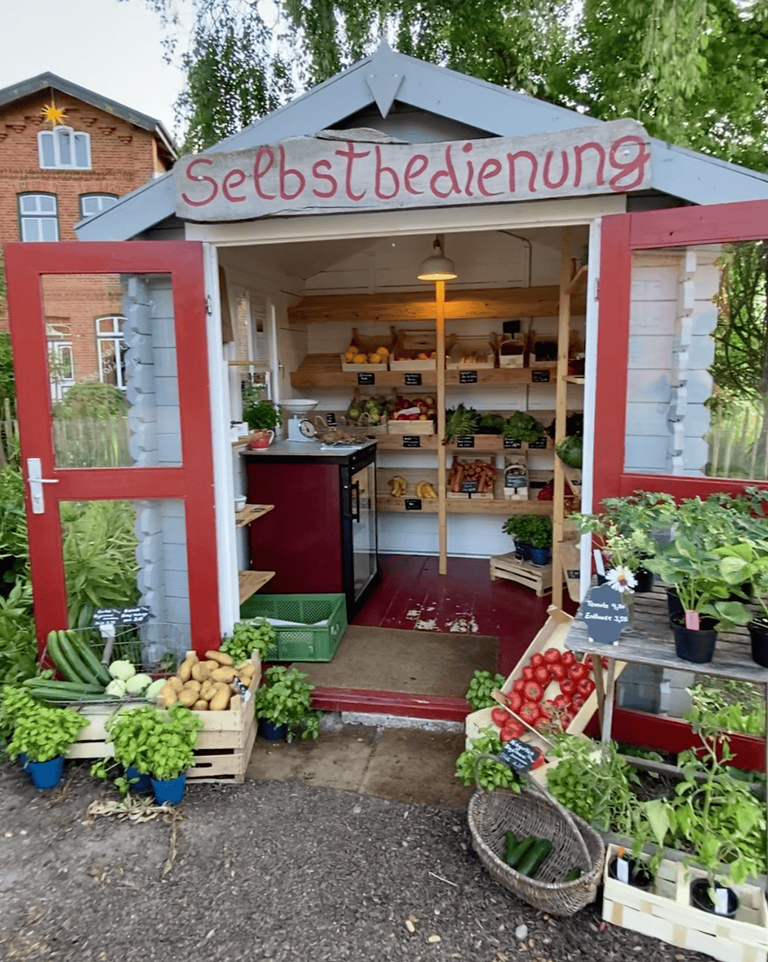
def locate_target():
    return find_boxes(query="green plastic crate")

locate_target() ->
[239,593,348,662]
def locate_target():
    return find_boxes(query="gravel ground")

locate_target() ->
[0,761,712,962]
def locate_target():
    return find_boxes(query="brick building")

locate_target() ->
[0,73,175,396]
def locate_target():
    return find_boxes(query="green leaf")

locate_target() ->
[644,799,670,848]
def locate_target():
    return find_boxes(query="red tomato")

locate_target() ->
[503,720,525,739]
[537,702,551,721]
[522,666,535,680]
[531,754,546,770]
[512,678,527,694]
[571,693,586,711]
[560,678,576,696]
[491,707,508,727]
[577,678,596,698]
[534,665,551,686]
[543,647,561,664]
[550,663,567,682]
[553,694,571,708]
[530,653,545,667]
[568,663,589,682]
[583,654,594,671]
[508,691,523,713]
[560,711,574,730]
[524,681,544,703]
[561,651,576,667]
[519,702,540,724]
[499,726,514,743]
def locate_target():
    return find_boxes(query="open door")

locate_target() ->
[5,241,219,654]
[594,199,768,508]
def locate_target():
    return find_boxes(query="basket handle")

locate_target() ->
[472,753,592,870]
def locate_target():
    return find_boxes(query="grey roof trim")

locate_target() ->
[0,71,176,159]
[650,137,768,204]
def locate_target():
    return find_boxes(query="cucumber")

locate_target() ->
[565,868,582,882]
[505,835,537,868]
[503,831,518,865]
[45,630,80,683]
[56,631,99,685]
[518,838,553,878]
[66,631,111,686]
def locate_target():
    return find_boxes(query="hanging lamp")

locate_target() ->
[417,236,457,281]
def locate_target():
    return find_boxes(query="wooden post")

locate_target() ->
[552,229,572,609]
[436,279,448,575]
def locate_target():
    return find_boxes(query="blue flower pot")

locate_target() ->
[26,756,64,790]
[126,766,152,794]
[151,773,186,806]
[259,719,287,741]
[529,546,551,567]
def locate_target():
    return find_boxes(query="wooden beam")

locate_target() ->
[287,285,586,324]
[435,280,448,576]
[551,228,572,611]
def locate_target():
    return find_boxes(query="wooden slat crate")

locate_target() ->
[602,844,768,962]
[67,653,261,784]
[489,551,554,596]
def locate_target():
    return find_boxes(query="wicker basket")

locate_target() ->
[468,760,605,916]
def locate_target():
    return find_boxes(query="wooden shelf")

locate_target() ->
[564,375,585,385]
[238,570,275,604]
[235,503,274,528]
[377,496,553,515]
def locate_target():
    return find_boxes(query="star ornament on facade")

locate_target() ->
[605,566,637,594]
[42,104,66,126]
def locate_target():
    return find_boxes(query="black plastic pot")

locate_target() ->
[671,616,717,664]
[667,588,684,622]
[634,567,654,593]
[259,719,287,741]
[608,856,654,890]
[515,542,532,562]
[749,619,768,668]
[690,878,738,918]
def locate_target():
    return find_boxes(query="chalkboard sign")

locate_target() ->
[528,436,547,449]
[402,436,420,448]
[532,370,550,383]
[581,584,631,644]
[461,479,479,494]
[456,435,475,448]
[567,569,580,580]
[404,499,422,511]
[503,437,522,449]
[325,412,337,426]
[498,738,541,773]
[357,372,375,385]
[459,370,478,384]
[93,606,150,627]
[404,372,422,386]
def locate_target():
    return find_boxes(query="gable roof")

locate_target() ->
[75,43,768,241]
[0,71,176,162]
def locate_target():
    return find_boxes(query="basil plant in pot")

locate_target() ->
[254,666,321,743]
[501,514,553,566]
[242,383,283,447]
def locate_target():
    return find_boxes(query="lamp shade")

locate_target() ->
[417,237,457,281]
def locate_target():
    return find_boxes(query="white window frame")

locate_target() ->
[48,339,75,401]
[95,315,127,390]
[38,125,91,170]
[80,194,118,219]
[19,193,59,241]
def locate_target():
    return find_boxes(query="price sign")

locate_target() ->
[402,436,421,448]
[325,412,337,426]
[404,373,422,386]
[404,499,422,510]
[357,372,375,385]
[456,436,475,448]
[532,370,550,383]
[504,437,522,449]
[93,606,150,627]
[461,479,479,494]
[498,738,541,773]
[459,370,478,384]
[567,568,580,580]
[528,436,547,449]
[581,584,631,644]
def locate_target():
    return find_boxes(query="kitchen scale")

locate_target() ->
[279,398,319,442]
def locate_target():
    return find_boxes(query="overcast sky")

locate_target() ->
[0,0,191,135]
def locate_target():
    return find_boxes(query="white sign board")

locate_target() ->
[174,120,651,222]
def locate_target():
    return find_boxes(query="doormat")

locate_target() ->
[291,625,499,698]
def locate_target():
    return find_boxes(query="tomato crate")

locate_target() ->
[239,592,348,662]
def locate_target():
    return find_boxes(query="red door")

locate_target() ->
[5,241,220,654]
[594,199,768,508]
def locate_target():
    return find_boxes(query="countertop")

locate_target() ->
[240,438,377,463]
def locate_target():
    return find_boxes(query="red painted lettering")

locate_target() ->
[311,159,337,199]
[253,148,276,200]
[430,145,461,198]
[181,158,218,207]
[573,142,605,188]
[222,168,246,203]
[608,136,650,191]
[477,158,502,196]
[506,151,538,194]
[278,145,306,201]
[542,150,569,190]
[462,143,474,197]
[374,145,399,200]
[404,154,428,195]
[335,142,370,201]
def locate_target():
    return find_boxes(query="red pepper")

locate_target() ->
[560,678,576,696]
[561,651,576,667]
[550,663,567,682]
[519,702,540,724]
[530,653,545,667]
[508,691,523,712]
[524,681,544,703]
[534,665,551,686]
[577,678,596,699]
[543,647,562,664]
[568,663,589,682]
[522,666,535,680]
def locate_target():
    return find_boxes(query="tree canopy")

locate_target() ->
[138,0,768,170]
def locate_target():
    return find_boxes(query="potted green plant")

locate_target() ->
[501,514,552,566]
[6,691,89,789]
[254,666,321,743]
[103,702,204,805]
[242,383,282,448]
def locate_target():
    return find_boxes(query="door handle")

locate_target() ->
[26,458,59,514]
[351,480,360,522]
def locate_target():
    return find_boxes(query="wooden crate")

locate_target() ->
[389,329,437,371]
[489,551,554,595]
[387,418,435,435]
[602,844,768,962]
[340,327,396,372]
[495,333,526,368]
[445,335,496,370]
[67,653,262,785]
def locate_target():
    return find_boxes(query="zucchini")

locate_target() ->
[518,838,552,878]
[505,835,537,868]
[565,868,582,882]
[503,831,518,865]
